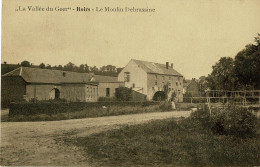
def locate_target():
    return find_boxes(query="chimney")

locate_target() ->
[171,63,173,69]
[166,62,169,69]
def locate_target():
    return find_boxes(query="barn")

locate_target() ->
[1,67,124,103]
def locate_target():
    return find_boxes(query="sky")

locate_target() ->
[2,0,260,79]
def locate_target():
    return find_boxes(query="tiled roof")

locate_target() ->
[92,75,119,83]
[2,67,120,84]
[132,59,183,76]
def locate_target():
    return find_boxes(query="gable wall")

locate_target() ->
[186,80,200,97]
[1,76,26,104]
[118,60,147,95]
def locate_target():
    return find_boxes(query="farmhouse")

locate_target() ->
[118,59,184,102]
[1,67,124,103]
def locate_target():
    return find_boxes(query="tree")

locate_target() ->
[39,63,45,69]
[206,57,236,90]
[78,64,85,73]
[21,60,30,67]
[115,87,132,101]
[84,64,90,73]
[64,62,75,71]
[206,34,260,90]
[46,64,52,69]
[234,37,260,89]
[117,67,123,74]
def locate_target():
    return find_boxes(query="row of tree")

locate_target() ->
[201,34,260,91]
[7,61,123,77]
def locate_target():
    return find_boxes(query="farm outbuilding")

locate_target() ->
[1,67,124,104]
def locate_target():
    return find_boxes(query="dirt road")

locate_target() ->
[1,111,191,166]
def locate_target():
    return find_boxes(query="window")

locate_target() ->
[152,87,155,91]
[168,88,171,91]
[106,88,110,97]
[169,83,171,86]
[155,81,157,85]
[169,77,171,80]
[180,82,182,86]
[176,82,178,86]
[155,75,158,79]
[124,72,130,82]
[133,83,135,88]
[163,76,165,80]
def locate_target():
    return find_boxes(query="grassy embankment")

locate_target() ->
[66,114,260,166]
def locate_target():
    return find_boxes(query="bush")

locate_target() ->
[9,101,160,116]
[98,97,117,102]
[191,106,259,138]
[211,106,258,138]
[7,104,162,122]
[190,105,212,128]
[159,101,172,111]
[183,97,207,103]
[115,87,132,101]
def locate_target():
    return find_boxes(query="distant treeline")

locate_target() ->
[1,61,123,77]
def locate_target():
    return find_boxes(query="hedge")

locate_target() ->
[9,101,160,116]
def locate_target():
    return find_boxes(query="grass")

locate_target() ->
[6,105,163,122]
[69,118,260,166]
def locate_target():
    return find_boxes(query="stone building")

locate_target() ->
[118,59,184,102]
[1,67,124,103]
[183,78,200,97]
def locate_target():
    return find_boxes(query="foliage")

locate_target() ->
[152,91,166,101]
[8,104,161,122]
[9,101,160,117]
[211,106,258,138]
[69,118,260,166]
[2,61,122,77]
[206,34,260,90]
[170,92,176,101]
[115,87,132,101]
[234,43,260,89]
[191,106,259,138]
[39,63,45,68]
[190,105,212,128]
[98,97,117,102]
[206,57,235,90]
[159,101,173,111]
[21,60,31,67]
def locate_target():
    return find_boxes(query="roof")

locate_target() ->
[132,59,183,76]
[2,67,120,84]
[92,75,119,83]
[183,80,192,87]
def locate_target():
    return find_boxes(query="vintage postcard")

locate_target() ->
[1,0,260,166]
